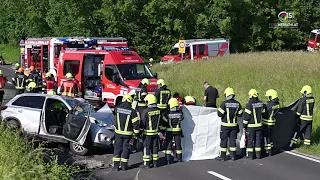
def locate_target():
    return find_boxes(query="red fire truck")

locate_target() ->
[161,38,230,64]
[307,29,320,51]
[19,37,129,78]
[57,47,158,107]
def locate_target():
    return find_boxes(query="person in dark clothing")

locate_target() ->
[203,82,219,108]
[243,89,266,160]
[133,78,150,133]
[263,89,280,156]
[0,70,7,105]
[12,68,27,95]
[216,87,243,161]
[113,94,140,171]
[26,66,40,93]
[140,94,161,168]
[14,63,20,74]
[155,79,171,110]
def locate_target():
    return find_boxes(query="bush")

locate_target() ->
[152,51,320,156]
[0,125,76,180]
[0,45,19,64]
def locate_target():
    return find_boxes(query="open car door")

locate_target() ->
[62,106,92,145]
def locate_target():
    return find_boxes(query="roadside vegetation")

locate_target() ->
[0,44,19,64]
[152,51,320,156]
[0,125,76,180]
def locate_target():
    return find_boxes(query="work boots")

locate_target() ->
[121,162,128,171]
[230,151,236,161]
[112,162,120,171]
[166,154,172,165]
[216,152,227,161]
[153,160,158,168]
[247,152,254,160]
[177,154,182,162]
[256,152,261,159]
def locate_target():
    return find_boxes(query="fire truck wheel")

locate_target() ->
[69,142,90,156]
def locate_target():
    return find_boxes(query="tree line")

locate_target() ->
[0,0,319,59]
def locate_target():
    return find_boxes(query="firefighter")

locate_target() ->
[290,85,315,148]
[12,68,27,95]
[27,66,40,93]
[0,70,7,105]
[155,79,171,111]
[14,63,20,74]
[216,87,243,161]
[59,73,80,97]
[27,81,38,93]
[173,92,183,108]
[183,96,197,105]
[243,89,266,159]
[163,98,184,164]
[47,90,56,95]
[134,78,149,132]
[42,72,57,94]
[113,94,140,171]
[36,68,43,93]
[141,94,161,168]
[263,89,280,156]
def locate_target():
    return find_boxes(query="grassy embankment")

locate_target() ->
[0,44,19,64]
[152,51,320,156]
[0,125,76,180]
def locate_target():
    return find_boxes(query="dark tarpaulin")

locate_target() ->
[237,99,300,151]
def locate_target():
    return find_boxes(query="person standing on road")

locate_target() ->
[203,82,219,108]
[0,70,7,105]
[290,85,315,148]
[113,94,140,171]
[155,79,171,111]
[14,63,20,74]
[12,68,27,95]
[141,94,161,168]
[26,66,40,93]
[42,72,57,94]
[134,78,150,133]
[216,87,243,161]
[36,68,43,93]
[263,89,280,156]
[243,89,266,160]
[59,73,80,97]
[163,98,184,164]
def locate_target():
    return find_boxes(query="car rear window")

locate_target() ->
[12,96,45,109]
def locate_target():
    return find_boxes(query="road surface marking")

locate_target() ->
[7,81,12,84]
[207,171,232,180]
[284,151,320,164]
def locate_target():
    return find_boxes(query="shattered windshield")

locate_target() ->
[117,64,154,80]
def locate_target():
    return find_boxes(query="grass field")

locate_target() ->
[152,51,320,156]
[0,45,19,64]
[0,126,76,179]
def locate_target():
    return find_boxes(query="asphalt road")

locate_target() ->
[1,65,320,180]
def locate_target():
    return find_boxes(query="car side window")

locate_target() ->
[12,96,45,109]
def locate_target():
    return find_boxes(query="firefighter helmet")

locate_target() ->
[149,58,154,62]
[248,89,258,98]
[66,73,73,79]
[28,82,36,89]
[48,90,56,95]
[141,78,150,86]
[184,96,196,105]
[224,87,235,98]
[157,79,165,87]
[15,63,20,67]
[144,94,157,105]
[168,98,179,109]
[0,70,2,75]
[300,85,312,95]
[265,89,278,100]
[46,72,52,78]
[122,94,133,103]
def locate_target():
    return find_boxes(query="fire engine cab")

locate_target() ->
[20,37,129,78]
[57,47,158,107]
[161,38,230,64]
[307,29,320,51]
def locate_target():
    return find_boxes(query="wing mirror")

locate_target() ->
[112,73,121,84]
[153,73,158,79]
[54,46,61,58]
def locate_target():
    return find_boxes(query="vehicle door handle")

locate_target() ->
[18,110,23,113]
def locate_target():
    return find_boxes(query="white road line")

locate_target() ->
[207,171,232,180]
[284,151,320,164]
[7,81,12,84]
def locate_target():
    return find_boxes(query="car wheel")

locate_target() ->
[69,142,89,156]
[6,120,19,131]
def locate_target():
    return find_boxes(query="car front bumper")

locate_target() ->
[92,127,115,148]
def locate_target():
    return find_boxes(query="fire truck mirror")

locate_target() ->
[54,46,61,58]
[153,73,158,79]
